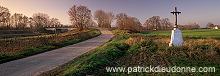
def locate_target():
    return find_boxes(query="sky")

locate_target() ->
[0,0,220,27]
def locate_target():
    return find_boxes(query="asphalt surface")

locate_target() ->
[0,28,114,76]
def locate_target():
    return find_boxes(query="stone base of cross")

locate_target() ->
[169,28,183,46]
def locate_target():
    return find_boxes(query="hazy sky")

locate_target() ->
[1,0,220,27]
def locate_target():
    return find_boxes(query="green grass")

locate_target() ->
[141,29,220,38]
[0,32,59,40]
[0,33,40,36]
[112,29,220,38]
[40,36,129,76]
[41,29,220,76]
[0,28,101,64]
[42,35,220,76]
[0,30,41,36]
[0,30,43,39]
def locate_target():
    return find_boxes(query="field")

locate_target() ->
[113,29,220,38]
[42,29,220,76]
[141,29,220,38]
[0,28,101,63]
[0,30,45,39]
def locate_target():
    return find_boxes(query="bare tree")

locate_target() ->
[160,18,171,30]
[28,17,34,29]
[144,16,160,30]
[94,10,105,27]
[10,13,29,29]
[0,6,11,29]
[48,18,61,27]
[94,10,114,28]
[32,13,50,28]
[124,17,142,32]
[19,15,28,29]
[30,13,51,33]
[88,19,97,27]
[105,12,114,28]
[144,16,171,30]
[68,5,91,30]
[116,13,128,29]
[151,16,161,30]
[116,13,142,32]
[143,19,153,30]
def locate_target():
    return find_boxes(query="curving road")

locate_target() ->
[0,28,114,76]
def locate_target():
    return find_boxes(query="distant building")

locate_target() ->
[214,26,218,29]
[211,25,220,29]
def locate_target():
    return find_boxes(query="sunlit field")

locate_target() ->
[141,29,220,38]
[42,29,220,76]
[0,30,45,39]
[2,0,220,76]
[0,29,101,63]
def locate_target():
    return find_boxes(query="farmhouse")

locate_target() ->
[211,25,220,29]
[215,25,220,29]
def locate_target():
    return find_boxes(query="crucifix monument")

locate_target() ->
[169,7,183,46]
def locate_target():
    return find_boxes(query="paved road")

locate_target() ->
[0,28,114,76]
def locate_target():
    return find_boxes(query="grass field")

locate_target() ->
[141,29,220,38]
[42,29,220,76]
[0,28,101,64]
[0,30,47,39]
[0,33,41,38]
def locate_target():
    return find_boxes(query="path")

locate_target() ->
[0,28,114,76]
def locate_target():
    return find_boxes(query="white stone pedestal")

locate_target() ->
[169,28,183,46]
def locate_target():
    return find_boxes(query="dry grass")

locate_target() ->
[123,36,220,64]
[41,36,220,75]
[0,30,95,54]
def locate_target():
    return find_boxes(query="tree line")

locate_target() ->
[67,5,143,32]
[0,6,61,32]
[68,5,202,32]
[178,23,200,30]
[1,5,202,33]
[143,16,171,30]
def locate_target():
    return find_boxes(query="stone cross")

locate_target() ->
[170,7,181,28]
[169,7,183,47]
